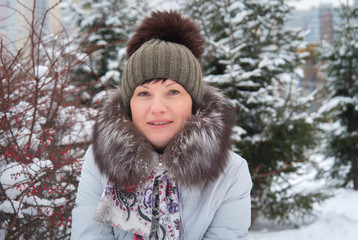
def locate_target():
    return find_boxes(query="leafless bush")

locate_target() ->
[0,1,97,239]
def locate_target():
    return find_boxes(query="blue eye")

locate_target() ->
[138,91,149,97]
[169,90,180,95]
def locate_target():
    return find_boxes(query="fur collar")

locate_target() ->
[92,85,235,188]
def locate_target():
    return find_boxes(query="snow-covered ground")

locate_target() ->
[249,188,358,240]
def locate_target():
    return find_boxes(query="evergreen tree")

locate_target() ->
[318,4,358,190]
[184,0,325,223]
[64,0,148,103]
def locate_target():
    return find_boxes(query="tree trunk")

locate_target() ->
[347,57,358,190]
[353,153,358,190]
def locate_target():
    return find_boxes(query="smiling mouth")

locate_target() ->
[148,121,172,125]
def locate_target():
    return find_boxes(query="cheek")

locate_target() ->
[180,99,193,121]
[184,106,192,120]
[130,100,143,126]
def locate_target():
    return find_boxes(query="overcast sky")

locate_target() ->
[288,0,353,10]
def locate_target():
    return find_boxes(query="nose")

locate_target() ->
[150,96,167,115]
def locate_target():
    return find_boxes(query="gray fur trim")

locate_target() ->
[92,85,235,188]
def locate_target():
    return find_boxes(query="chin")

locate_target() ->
[151,140,169,152]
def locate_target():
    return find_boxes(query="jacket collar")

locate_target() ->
[92,85,235,188]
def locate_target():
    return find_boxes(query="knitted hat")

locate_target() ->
[121,11,205,112]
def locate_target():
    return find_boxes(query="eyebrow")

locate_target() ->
[137,81,179,89]
[164,82,179,88]
[137,85,149,89]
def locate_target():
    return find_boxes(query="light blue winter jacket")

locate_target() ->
[71,146,252,240]
[71,85,252,239]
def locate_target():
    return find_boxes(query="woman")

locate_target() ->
[71,10,252,240]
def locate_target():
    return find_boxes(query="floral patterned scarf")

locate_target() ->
[93,166,181,239]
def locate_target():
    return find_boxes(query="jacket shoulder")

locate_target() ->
[225,151,251,177]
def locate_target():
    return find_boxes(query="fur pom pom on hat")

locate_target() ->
[121,10,205,112]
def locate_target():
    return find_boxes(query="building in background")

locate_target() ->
[0,0,63,54]
[286,3,341,45]
[285,3,341,111]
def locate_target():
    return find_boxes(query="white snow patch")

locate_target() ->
[250,189,358,240]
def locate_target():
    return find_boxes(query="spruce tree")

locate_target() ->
[65,0,148,103]
[318,3,358,190]
[185,0,325,223]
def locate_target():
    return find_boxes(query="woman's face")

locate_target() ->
[130,79,192,150]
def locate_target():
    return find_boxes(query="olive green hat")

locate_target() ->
[121,39,203,110]
[120,10,205,112]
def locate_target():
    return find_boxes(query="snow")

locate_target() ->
[250,189,358,240]
[318,96,353,115]
[99,70,121,86]
[1,159,53,198]
[147,0,180,11]
[35,65,48,80]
